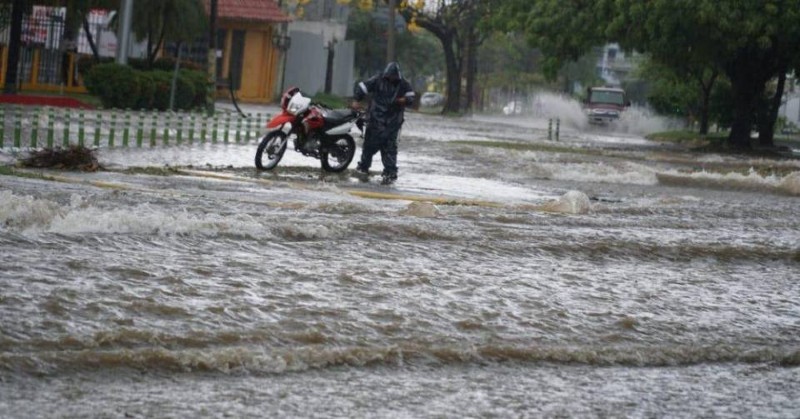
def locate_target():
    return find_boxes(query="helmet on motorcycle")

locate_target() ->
[281,86,301,111]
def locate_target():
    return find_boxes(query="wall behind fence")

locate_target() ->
[0,106,272,149]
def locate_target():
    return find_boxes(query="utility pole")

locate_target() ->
[4,0,25,94]
[116,0,134,65]
[386,0,396,63]
[207,0,218,115]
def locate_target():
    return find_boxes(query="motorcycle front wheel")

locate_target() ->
[255,131,288,170]
[320,135,356,172]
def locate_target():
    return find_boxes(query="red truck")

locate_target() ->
[584,86,630,125]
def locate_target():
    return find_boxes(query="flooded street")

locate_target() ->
[2,107,799,418]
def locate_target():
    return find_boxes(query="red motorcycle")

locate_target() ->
[255,87,363,172]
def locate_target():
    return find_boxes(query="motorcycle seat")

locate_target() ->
[323,109,356,126]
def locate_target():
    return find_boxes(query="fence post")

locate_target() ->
[123,111,131,147]
[548,118,552,140]
[135,111,143,147]
[200,112,207,143]
[212,114,219,143]
[224,113,231,144]
[62,109,70,147]
[30,108,39,148]
[93,111,102,147]
[78,111,85,147]
[109,111,117,147]
[235,114,242,143]
[14,107,22,148]
[163,112,171,146]
[188,112,195,144]
[47,108,55,148]
[176,111,183,145]
[0,108,5,148]
[150,111,157,147]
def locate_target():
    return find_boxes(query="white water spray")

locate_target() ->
[503,91,683,136]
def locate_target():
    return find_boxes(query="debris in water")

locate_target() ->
[19,145,101,172]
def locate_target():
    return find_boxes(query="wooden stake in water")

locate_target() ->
[556,118,560,141]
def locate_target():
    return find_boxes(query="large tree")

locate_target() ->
[129,0,206,68]
[499,0,800,148]
[400,0,497,114]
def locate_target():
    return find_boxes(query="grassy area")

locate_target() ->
[647,130,798,157]
[18,90,102,108]
[450,140,606,157]
[0,165,56,181]
[645,130,728,144]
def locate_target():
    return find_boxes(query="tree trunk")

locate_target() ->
[4,0,24,94]
[464,28,477,113]
[441,34,461,114]
[82,17,100,62]
[728,87,758,149]
[726,54,764,149]
[758,69,786,148]
[696,70,717,135]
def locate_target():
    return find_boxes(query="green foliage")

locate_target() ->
[129,57,204,72]
[85,64,203,110]
[346,6,444,88]
[84,63,140,109]
[312,92,348,109]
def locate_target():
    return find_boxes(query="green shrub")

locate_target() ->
[135,72,157,110]
[179,69,208,108]
[84,63,201,110]
[84,63,140,109]
[146,71,196,111]
[129,57,204,72]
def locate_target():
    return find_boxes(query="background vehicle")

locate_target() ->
[420,92,445,107]
[503,100,525,115]
[584,86,630,124]
[255,87,363,172]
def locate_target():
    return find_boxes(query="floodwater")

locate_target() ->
[1,102,799,418]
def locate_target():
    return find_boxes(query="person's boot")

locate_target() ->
[355,163,370,181]
[380,172,397,185]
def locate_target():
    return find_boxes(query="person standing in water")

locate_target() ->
[352,62,415,185]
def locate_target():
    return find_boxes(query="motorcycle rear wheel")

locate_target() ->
[320,135,356,173]
[255,131,288,170]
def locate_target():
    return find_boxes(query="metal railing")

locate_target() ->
[0,106,271,149]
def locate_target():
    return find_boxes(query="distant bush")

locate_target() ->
[84,63,140,109]
[85,64,203,110]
